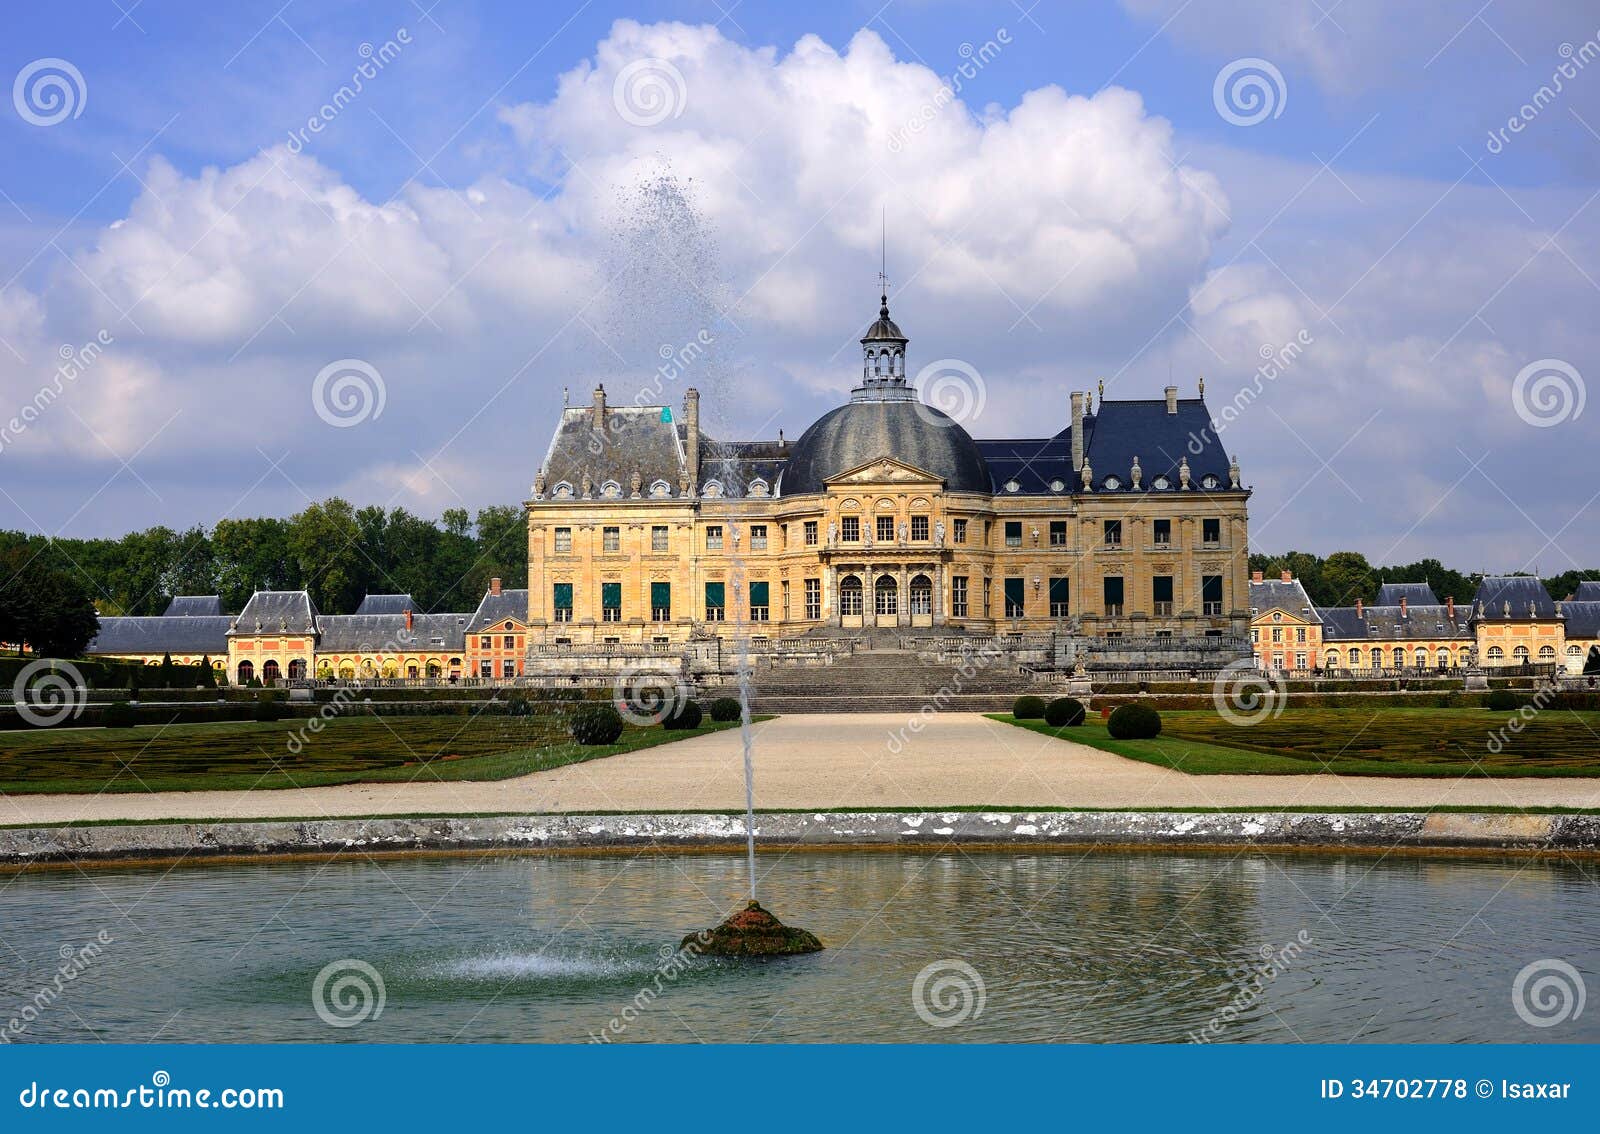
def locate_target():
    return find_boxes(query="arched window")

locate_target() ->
[1487,646,1503,661]
[381,661,398,678]
[406,664,418,678]
[1513,645,1529,660]
[237,660,254,683]
[339,666,354,680]
[1348,647,1361,666]
[1539,645,1555,659]
[1459,648,1473,665]
[874,574,898,616]
[839,575,863,616]
[1325,650,1341,668]
[261,659,281,682]
[287,658,306,680]
[426,662,441,678]
[1569,645,1583,656]
[909,574,932,615]
[1436,648,1450,668]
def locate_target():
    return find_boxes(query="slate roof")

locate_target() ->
[1321,604,1473,642]
[88,616,232,655]
[1249,578,1318,617]
[315,613,469,653]
[978,436,1076,495]
[1375,582,1439,606]
[538,405,686,498]
[781,400,992,496]
[696,437,791,495]
[353,594,418,615]
[1563,602,1600,639]
[163,595,224,617]
[232,591,318,635]
[1570,581,1600,602]
[1471,575,1558,619]
[466,588,531,633]
[1069,399,1236,494]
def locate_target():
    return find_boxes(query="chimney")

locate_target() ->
[1447,595,1455,621]
[1252,570,1264,583]
[1165,385,1178,415]
[1399,596,1408,617]
[685,387,701,492]
[1280,569,1292,583]
[591,384,606,431]
[404,609,413,631]
[1356,598,1364,618]
[490,576,502,597]
[1070,391,1085,471]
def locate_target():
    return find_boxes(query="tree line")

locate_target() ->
[1246,550,1600,610]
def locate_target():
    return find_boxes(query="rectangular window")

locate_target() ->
[602,582,621,622]
[704,581,726,621]
[1296,627,1306,643]
[1202,574,1224,615]
[554,527,572,554]
[751,525,767,550]
[479,660,492,678]
[877,515,895,543]
[750,581,770,621]
[804,520,818,546]
[705,525,723,550]
[1049,577,1070,617]
[1153,574,1174,616]
[1104,519,1122,547]
[501,660,516,679]
[479,636,491,649]
[841,515,860,542]
[502,635,515,649]
[911,514,929,541]
[1271,627,1282,643]
[953,518,968,544]
[1004,577,1025,619]
[552,582,573,623]
[1295,652,1307,670]
[1004,521,1022,547]
[1153,518,1171,546]
[1202,518,1221,546]
[951,576,969,618]
[804,578,821,620]
[651,526,668,552]
[1049,520,1067,546]
[1103,576,1125,617]
[650,581,671,622]
[602,526,619,552]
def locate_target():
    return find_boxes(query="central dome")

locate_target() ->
[780,400,991,496]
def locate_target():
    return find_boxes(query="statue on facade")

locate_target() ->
[1178,456,1191,490]
[898,521,908,545]
[580,472,592,498]
[934,520,946,548]
[1228,454,1241,489]
[630,469,643,498]
[827,521,838,547]
[533,468,547,497]
[1081,461,1093,491]
[679,470,691,496]
[1130,455,1142,490]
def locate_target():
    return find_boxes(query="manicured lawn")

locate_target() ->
[0,714,760,794]
[989,706,1600,777]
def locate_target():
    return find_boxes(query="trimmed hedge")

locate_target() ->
[102,701,136,728]
[1107,702,1162,740]
[661,699,704,730]
[1012,695,1047,720]
[1486,689,1522,712]
[708,697,743,723]
[569,705,624,745]
[1044,696,1086,727]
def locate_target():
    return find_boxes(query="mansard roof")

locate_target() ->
[1320,604,1473,642]
[466,588,531,632]
[1375,582,1439,606]
[162,595,224,617]
[1472,575,1558,619]
[315,612,468,653]
[232,590,318,634]
[1570,581,1600,602]
[353,593,418,615]
[538,403,686,498]
[87,616,232,655]
[1249,578,1318,618]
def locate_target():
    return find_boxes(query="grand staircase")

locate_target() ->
[702,646,1025,713]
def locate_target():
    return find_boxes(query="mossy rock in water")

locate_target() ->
[684,900,823,957]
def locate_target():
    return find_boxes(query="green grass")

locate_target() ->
[0,714,764,794]
[989,706,1600,777]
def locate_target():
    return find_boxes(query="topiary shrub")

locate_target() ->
[1044,696,1086,727]
[1107,702,1162,740]
[1486,689,1521,712]
[570,704,624,745]
[1012,695,1047,720]
[709,697,742,722]
[661,699,703,730]
[254,690,283,722]
[102,701,136,728]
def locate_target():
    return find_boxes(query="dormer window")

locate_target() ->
[1152,474,1171,490]
[1102,475,1122,491]
[1201,473,1221,489]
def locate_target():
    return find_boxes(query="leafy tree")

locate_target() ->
[0,552,99,657]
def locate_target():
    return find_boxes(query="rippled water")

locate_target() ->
[2,851,1595,1043]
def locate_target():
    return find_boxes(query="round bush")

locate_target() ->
[660,698,703,730]
[570,704,624,745]
[708,697,742,723]
[1107,703,1162,740]
[102,701,136,729]
[1486,689,1521,712]
[1044,696,1086,728]
[1012,695,1047,720]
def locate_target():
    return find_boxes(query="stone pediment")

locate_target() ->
[824,456,945,488]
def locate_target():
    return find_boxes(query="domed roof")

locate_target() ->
[780,400,991,496]
[861,295,906,344]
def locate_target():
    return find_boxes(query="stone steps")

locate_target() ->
[743,693,1019,713]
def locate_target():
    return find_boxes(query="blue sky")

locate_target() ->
[2,1,1597,571]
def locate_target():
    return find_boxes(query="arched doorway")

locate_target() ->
[287,658,306,680]
[909,574,932,627]
[839,575,863,627]
[1588,645,1600,675]
[236,660,254,684]
[261,659,281,683]
[874,574,898,627]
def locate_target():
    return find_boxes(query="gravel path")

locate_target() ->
[5,713,1599,827]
